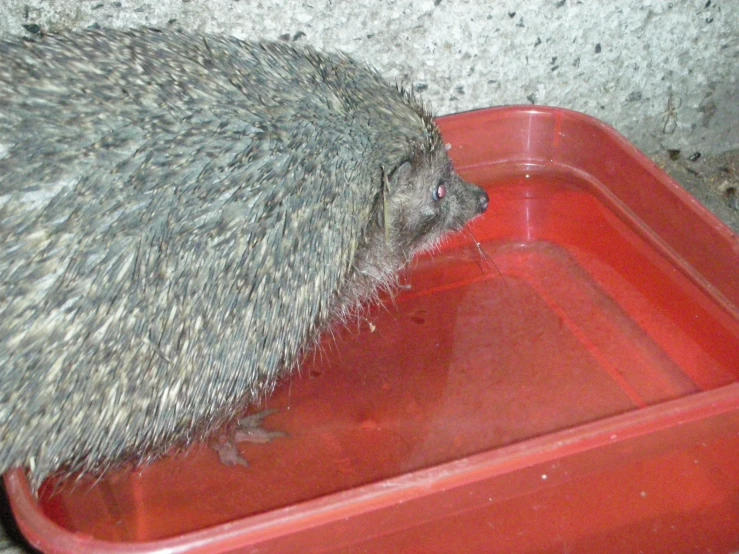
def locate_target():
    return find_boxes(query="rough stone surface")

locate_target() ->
[0,0,736,158]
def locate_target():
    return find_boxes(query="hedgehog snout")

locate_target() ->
[476,189,489,214]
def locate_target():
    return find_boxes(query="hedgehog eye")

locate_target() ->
[433,183,447,202]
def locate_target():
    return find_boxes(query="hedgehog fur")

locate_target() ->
[0,27,488,488]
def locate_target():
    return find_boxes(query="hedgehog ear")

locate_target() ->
[388,161,413,193]
[377,161,412,234]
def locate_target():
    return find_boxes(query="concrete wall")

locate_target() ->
[0,0,737,156]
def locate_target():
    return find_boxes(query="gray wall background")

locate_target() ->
[0,0,737,156]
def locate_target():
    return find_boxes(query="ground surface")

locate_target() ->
[654,148,739,234]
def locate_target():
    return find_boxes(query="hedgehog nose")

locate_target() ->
[477,190,489,214]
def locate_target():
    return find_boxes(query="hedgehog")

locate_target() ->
[0,27,489,488]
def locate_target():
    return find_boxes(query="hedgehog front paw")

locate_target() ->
[211,409,287,467]
[233,409,288,444]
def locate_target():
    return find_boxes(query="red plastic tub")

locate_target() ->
[6,106,739,553]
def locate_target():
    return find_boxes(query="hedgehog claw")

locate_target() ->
[212,409,286,467]
[234,409,287,444]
